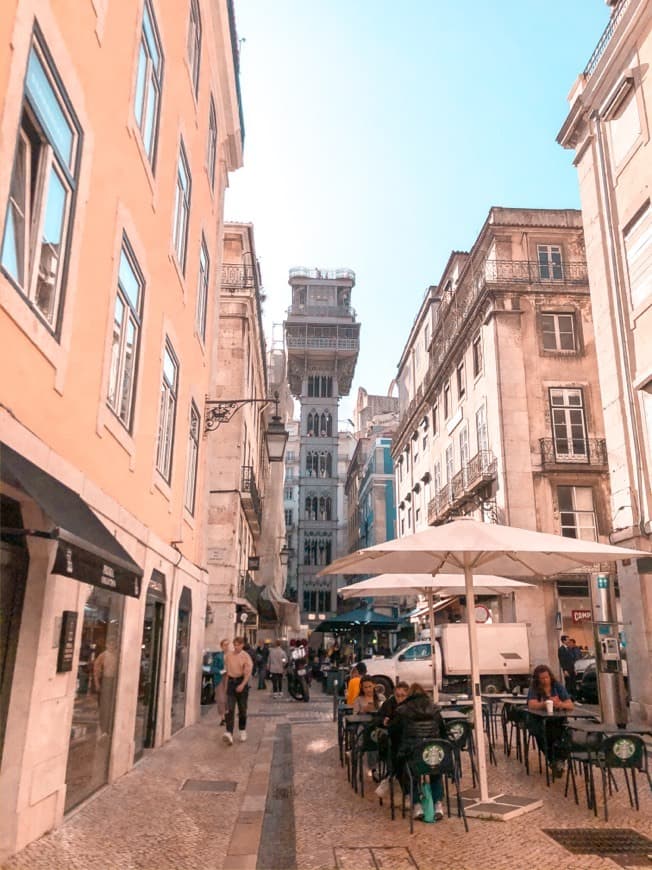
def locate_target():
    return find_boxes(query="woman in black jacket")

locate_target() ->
[387,683,446,821]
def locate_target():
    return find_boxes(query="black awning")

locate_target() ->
[1,444,143,598]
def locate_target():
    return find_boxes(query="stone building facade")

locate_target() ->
[392,208,612,669]
[0,0,243,858]
[283,268,360,628]
[558,0,652,719]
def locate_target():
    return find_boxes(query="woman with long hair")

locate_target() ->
[527,664,573,776]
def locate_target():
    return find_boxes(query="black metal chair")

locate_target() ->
[594,734,652,821]
[400,739,469,834]
[352,722,385,797]
[337,704,353,767]
[444,717,479,787]
[561,725,602,814]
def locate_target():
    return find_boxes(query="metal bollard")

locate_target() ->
[332,679,338,721]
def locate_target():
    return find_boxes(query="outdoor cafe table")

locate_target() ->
[525,708,599,784]
[562,721,652,737]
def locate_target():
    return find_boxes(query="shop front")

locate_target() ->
[134,570,166,760]
[171,587,192,734]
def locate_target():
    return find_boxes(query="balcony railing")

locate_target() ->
[481,259,588,286]
[289,267,355,282]
[427,450,497,525]
[539,438,608,468]
[241,465,262,533]
[584,0,631,78]
[286,336,359,350]
[286,304,357,319]
[222,263,256,290]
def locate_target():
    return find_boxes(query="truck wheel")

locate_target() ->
[371,676,394,699]
[480,676,504,694]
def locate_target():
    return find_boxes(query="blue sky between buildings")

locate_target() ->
[225,0,612,423]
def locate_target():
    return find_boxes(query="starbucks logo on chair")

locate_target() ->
[422,744,445,766]
[612,738,636,760]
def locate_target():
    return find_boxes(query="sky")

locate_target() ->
[225,1,611,424]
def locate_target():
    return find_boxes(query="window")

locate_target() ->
[432,401,439,435]
[541,312,577,351]
[184,402,200,513]
[424,323,430,350]
[187,0,202,96]
[303,589,331,614]
[107,238,143,428]
[1,38,81,330]
[133,0,162,165]
[537,244,563,281]
[476,405,488,453]
[284,487,293,500]
[456,361,466,399]
[624,203,652,309]
[459,426,469,469]
[307,375,333,397]
[549,388,587,459]
[443,382,451,418]
[433,461,441,494]
[195,235,209,340]
[558,486,597,541]
[207,97,217,189]
[412,431,418,464]
[402,643,430,660]
[608,82,641,166]
[156,341,179,481]
[172,142,191,272]
[445,444,454,483]
[472,334,483,377]
[285,508,293,527]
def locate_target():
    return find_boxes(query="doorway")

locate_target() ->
[171,586,192,734]
[134,571,166,760]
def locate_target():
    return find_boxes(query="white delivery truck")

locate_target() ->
[363,623,531,697]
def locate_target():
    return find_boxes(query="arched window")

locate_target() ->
[325,497,332,520]
[305,496,312,520]
[307,413,313,436]
[326,413,333,436]
[326,453,332,477]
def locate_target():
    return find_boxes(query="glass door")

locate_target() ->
[134,599,164,760]
[171,587,191,734]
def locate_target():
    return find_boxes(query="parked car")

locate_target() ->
[575,663,598,703]
[574,656,595,677]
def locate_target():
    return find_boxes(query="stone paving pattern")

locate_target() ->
[2,687,651,870]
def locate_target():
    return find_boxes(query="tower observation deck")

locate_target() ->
[284,267,360,626]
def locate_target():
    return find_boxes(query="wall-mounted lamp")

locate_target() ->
[205,604,214,627]
[204,390,289,462]
[279,545,292,567]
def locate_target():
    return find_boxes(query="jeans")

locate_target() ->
[257,667,267,689]
[225,679,249,733]
[271,672,283,693]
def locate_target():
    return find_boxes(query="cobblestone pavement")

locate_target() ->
[2,686,652,870]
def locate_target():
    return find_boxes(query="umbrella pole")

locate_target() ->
[427,589,438,703]
[464,562,489,802]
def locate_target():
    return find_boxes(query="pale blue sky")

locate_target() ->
[225,1,611,423]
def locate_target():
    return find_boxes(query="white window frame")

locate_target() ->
[459,425,469,469]
[443,382,451,418]
[558,485,597,541]
[207,96,217,189]
[457,360,466,399]
[107,237,143,429]
[476,404,489,453]
[195,234,209,340]
[1,39,80,331]
[184,402,200,513]
[537,244,564,281]
[472,333,483,377]
[156,340,179,481]
[541,312,577,352]
[172,141,191,273]
[549,387,587,460]
[445,444,454,483]
[433,461,441,495]
[187,0,202,96]
[133,0,163,165]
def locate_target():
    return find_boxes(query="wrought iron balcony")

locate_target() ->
[241,466,262,534]
[427,450,498,525]
[222,263,256,290]
[539,438,608,469]
[286,304,357,319]
[481,259,588,286]
[584,0,631,78]
[285,335,359,351]
[288,267,355,282]
[465,450,498,491]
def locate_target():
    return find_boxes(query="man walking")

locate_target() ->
[254,640,269,690]
[223,636,253,745]
[268,639,287,697]
[558,635,576,697]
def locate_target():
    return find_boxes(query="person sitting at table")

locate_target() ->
[378,681,410,726]
[353,676,385,714]
[527,664,573,777]
[346,662,367,705]
[388,683,446,821]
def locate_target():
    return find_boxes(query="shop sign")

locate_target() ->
[572,609,591,623]
[53,541,141,598]
[597,574,609,589]
[57,610,78,672]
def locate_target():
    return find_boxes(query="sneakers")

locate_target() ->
[222,732,233,746]
[434,801,445,821]
[239,731,247,743]
[413,802,424,820]
[375,778,391,799]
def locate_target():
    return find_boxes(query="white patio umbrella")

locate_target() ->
[339,572,534,709]
[319,517,647,801]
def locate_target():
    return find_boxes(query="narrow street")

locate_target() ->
[3,686,651,870]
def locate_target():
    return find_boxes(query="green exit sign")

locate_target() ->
[597,574,609,589]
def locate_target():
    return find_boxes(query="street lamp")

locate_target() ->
[204,390,289,462]
[279,545,292,567]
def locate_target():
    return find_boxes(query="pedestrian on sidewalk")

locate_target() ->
[268,639,287,697]
[223,636,253,745]
[214,638,230,726]
[255,640,269,690]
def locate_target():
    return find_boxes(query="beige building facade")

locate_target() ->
[0,0,243,858]
[393,208,612,673]
[558,0,652,719]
